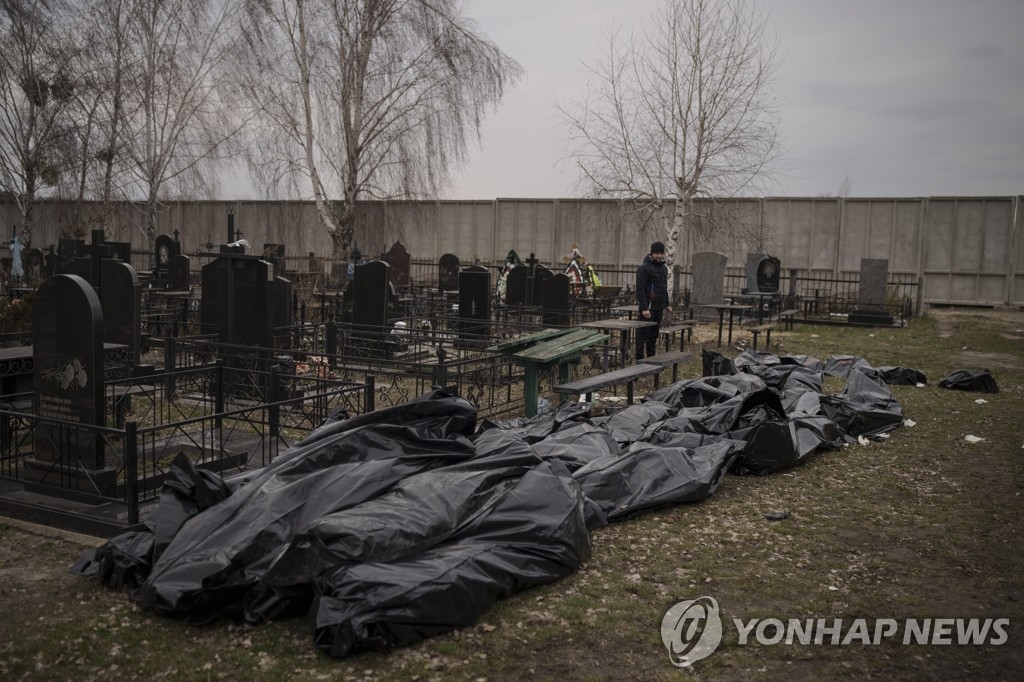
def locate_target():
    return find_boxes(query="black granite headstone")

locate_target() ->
[58,238,83,261]
[155,234,180,275]
[23,248,44,282]
[458,266,490,340]
[31,274,107,473]
[262,243,286,277]
[438,253,459,292]
[168,254,191,292]
[756,256,781,293]
[43,247,60,277]
[531,266,554,307]
[270,276,293,335]
[542,273,571,327]
[63,257,142,365]
[352,260,389,330]
[200,254,274,347]
[506,267,528,307]
[744,253,767,293]
[386,241,411,288]
[103,240,131,264]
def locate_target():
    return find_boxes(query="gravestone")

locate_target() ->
[168,254,191,292]
[350,261,390,358]
[63,234,143,366]
[858,258,889,307]
[542,273,571,327]
[438,253,459,292]
[200,252,274,347]
[103,239,132,264]
[505,267,529,306]
[351,261,390,330]
[849,258,893,325]
[270,276,293,336]
[691,252,727,306]
[23,248,44,282]
[262,243,286,277]
[155,234,180,278]
[531,266,554,307]
[27,274,115,492]
[756,256,781,293]
[744,253,767,293]
[386,241,411,288]
[58,238,83,261]
[458,265,490,341]
[44,247,60,278]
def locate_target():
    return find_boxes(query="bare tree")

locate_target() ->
[558,0,781,268]
[0,0,80,245]
[118,0,246,253]
[236,0,522,280]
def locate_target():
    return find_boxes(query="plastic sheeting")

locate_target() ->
[74,352,911,658]
[878,366,928,386]
[938,369,999,393]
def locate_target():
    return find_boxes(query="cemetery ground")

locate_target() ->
[1,307,1022,681]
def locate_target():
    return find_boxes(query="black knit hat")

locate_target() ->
[651,241,666,254]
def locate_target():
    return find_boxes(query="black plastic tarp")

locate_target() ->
[310,456,590,657]
[74,351,910,659]
[938,369,999,393]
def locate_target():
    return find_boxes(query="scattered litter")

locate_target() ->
[975,399,988,404]
[828,586,838,591]
[868,334,875,338]
[903,419,917,427]
[764,511,790,522]
[811,334,819,338]
[916,383,925,388]
[857,435,870,446]
[965,435,984,443]
[877,433,890,439]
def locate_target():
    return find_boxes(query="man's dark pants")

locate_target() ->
[636,308,663,360]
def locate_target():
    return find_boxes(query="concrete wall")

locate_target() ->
[2,195,1020,306]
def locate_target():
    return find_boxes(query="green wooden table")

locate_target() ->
[487,327,609,417]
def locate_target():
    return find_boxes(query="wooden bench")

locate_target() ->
[659,321,697,352]
[748,323,777,350]
[637,351,694,388]
[553,363,662,405]
[778,309,799,331]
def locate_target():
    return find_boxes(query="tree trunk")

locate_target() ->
[664,196,689,298]
[146,193,159,267]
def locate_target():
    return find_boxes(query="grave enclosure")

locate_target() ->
[1,227,923,535]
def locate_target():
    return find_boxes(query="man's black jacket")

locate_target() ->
[636,254,669,312]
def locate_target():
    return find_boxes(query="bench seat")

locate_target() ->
[659,321,697,351]
[748,323,777,350]
[637,351,694,387]
[778,309,799,331]
[553,363,662,405]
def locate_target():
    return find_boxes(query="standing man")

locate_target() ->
[636,241,671,360]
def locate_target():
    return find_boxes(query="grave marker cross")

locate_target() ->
[79,229,117,291]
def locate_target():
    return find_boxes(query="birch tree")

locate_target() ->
[0,0,80,245]
[558,0,781,267]
[120,0,245,253]
[236,0,521,278]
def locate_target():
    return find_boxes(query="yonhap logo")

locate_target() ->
[660,596,723,667]
[660,595,1010,669]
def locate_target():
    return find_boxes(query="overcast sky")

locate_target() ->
[443,0,1024,199]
